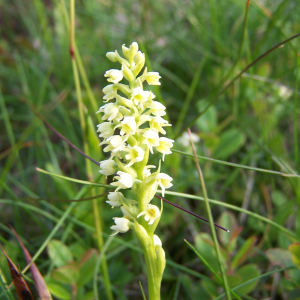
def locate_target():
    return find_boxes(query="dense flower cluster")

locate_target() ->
[97,42,174,236]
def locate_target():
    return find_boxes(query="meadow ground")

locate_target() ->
[0,0,300,299]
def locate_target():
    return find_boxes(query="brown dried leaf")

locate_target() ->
[10,226,53,300]
[0,245,34,300]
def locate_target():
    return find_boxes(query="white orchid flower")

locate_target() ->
[137,204,160,225]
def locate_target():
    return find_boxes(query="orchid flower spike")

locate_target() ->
[96,42,173,239]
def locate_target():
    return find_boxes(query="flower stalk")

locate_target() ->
[97,42,173,299]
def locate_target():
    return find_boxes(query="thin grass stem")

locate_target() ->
[163,190,298,240]
[294,54,300,172]
[69,2,113,299]
[174,57,207,136]
[187,128,231,300]
[172,149,300,178]
[214,266,295,300]
[221,0,251,83]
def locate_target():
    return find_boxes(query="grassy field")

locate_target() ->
[1,0,300,299]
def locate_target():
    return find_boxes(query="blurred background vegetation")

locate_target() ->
[0,0,300,299]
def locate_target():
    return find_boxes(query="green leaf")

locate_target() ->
[196,100,217,132]
[48,240,74,268]
[231,236,257,270]
[266,248,294,268]
[87,114,102,174]
[288,243,300,269]
[201,279,219,297]
[272,190,287,208]
[226,274,242,288]
[235,264,260,294]
[52,264,80,285]
[217,211,237,247]
[194,233,226,272]
[77,249,98,288]
[212,129,246,159]
[77,291,97,300]
[227,227,243,253]
[46,283,71,300]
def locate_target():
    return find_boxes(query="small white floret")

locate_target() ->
[106,192,123,208]
[110,217,130,235]
[111,171,133,191]
[177,132,200,147]
[97,103,123,122]
[142,130,160,154]
[156,137,174,161]
[145,72,161,85]
[137,204,160,225]
[155,173,173,197]
[115,116,137,136]
[104,69,123,84]
[149,101,166,116]
[124,146,145,167]
[131,87,150,109]
[97,122,115,139]
[142,165,156,178]
[101,135,126,157]
[149,116,171,135]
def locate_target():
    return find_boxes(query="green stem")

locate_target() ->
[144,244,160,300]
[188,129,231,300]
[136,230,161,300]
[294,54,300,172]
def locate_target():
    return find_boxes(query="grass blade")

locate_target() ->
[187,128,231,300]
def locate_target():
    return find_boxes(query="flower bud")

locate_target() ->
[115,94,134,108]
[106,52,118,62]
[132,51,145,76]
[114,83,131,96]
[97,122,114,139]
[153,235,166,279]
[122,63,135,82]
[99,159,117,176]
[122,42,138,62]
[134,51,145,65]
[114,50,130,67]
[106,192,123,207]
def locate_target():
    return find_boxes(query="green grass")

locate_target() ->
[1,0,300,299]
